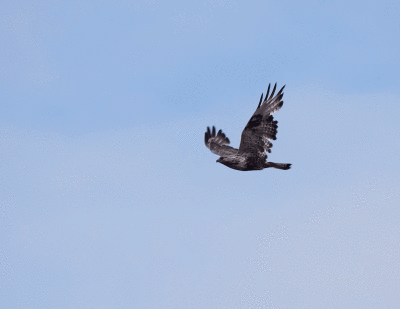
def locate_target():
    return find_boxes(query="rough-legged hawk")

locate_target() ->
[205,83,291,171]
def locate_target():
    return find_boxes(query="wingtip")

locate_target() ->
[257,93,263,108]
[270,83,277,99]
[265,84,271,101]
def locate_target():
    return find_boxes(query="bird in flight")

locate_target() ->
[205,83,291,171]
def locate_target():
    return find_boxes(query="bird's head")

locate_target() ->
[216,157,224,164]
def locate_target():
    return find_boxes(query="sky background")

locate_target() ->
[1,0,400,308]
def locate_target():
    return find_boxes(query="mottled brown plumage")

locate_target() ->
[205,83,291,171]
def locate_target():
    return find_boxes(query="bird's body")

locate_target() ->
[205,83,291,171]
[216,151,266,171]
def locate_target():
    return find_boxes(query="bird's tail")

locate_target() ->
[264,162,292,170]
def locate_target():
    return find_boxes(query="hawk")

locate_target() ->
[205,83,291,171]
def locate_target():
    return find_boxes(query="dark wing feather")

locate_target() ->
[205,126,237,156]
[239,83,285,155]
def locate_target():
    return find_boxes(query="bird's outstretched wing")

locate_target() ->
[205,126,237,156]
[238,83,285,155]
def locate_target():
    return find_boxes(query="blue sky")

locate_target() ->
[1,0,400,308]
